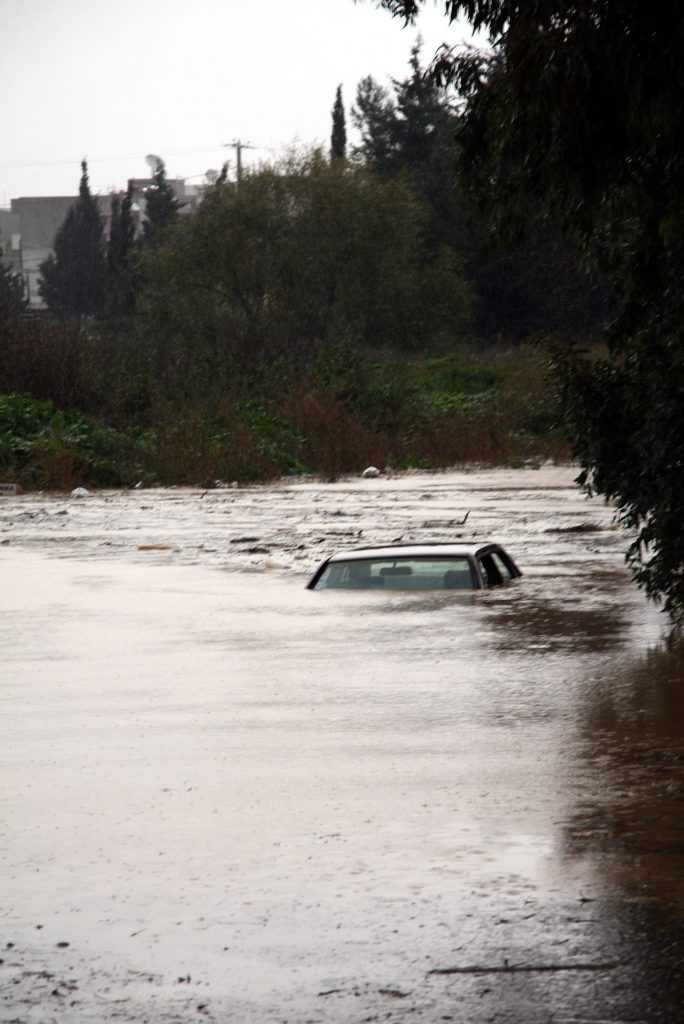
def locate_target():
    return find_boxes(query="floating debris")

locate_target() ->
[427,961,621,976]
[544,523,603,534]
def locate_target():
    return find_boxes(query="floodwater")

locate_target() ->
[1,467,683,1023]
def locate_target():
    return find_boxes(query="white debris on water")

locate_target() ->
[0,466,628,586]
[361,465,382,478]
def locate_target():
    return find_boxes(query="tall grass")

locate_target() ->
[0,320,569,489]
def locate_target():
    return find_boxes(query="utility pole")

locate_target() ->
[222,139,256,187]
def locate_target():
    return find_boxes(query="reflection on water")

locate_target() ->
[466,578,684,1020]
[481,591,631,653]
[561,642,684,910]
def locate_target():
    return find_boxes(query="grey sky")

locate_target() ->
[0,0,477,202]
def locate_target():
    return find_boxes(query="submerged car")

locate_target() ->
[307,542,521,591]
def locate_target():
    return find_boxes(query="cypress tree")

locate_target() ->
[108,183,135,274]
[330,85,347,160]
[106,183,137,316]
[0,257,26,323]
[39,160,106,316]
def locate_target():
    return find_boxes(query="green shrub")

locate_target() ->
[0,393,149,489]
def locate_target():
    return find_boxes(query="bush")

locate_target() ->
[0,393,149,489]
[0,326,570,489]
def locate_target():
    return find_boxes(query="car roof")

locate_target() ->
[326,542,500,563]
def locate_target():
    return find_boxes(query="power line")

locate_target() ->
[0,145,228,169]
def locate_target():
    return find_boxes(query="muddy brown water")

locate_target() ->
[1,467,683,1022]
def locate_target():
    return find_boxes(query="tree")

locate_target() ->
[108,184,135,274]
[143,160,181,240]
[106,183,137,316]
[330,85,347,160]
[467,228,607,343]
[39,160,106,316]
[352,44,461,250]
[352,75,397,172]
[0,257,27,323]
[352,45,474,333]
[353,44,603,341]
[137,150,473,381]
[376,1,684,618]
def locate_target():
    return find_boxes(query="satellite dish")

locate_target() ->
[145,153,163,172]
[205,168,219,184]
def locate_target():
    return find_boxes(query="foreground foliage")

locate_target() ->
[379,1,684,619]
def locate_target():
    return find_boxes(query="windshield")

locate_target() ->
[312,556,475,591]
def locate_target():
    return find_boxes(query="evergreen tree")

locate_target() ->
[39,160,106,316]
[352,76,399,175]
[108,184,135,274]
[393,45,455,174]
[353,46,604,343]
[353,47,455,177]
[0,256,27,323]
[352,47,463,250]
[143,161,181,240]
[106,183,137,317]
[330,85,347,160]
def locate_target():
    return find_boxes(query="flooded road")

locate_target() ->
[1,467,683,1022]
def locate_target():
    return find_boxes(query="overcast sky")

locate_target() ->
[0,0,479,203]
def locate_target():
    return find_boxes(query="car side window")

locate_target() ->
[491,551,514,582]
[478,554,502,587]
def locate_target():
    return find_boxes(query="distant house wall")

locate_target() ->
[9,197,77,307]
[0,210,23,278]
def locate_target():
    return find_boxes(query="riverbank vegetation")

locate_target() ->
[0,326,567,489]
[0,48,603,491]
